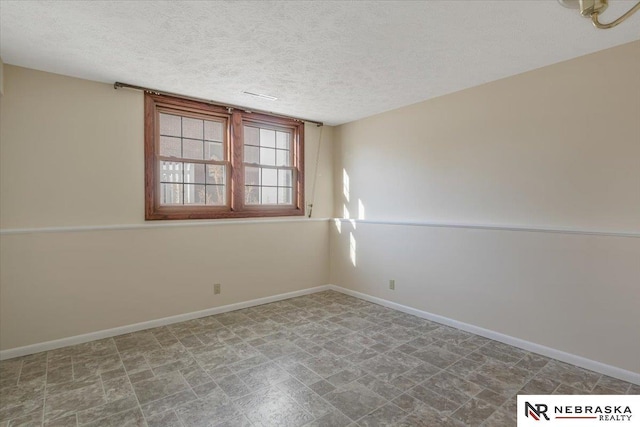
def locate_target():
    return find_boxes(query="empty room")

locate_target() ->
[0,1,639,426]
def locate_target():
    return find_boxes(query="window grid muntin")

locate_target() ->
[157,109,229,207]
[243,124,295,206]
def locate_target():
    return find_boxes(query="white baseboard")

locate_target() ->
[0,285,331,360]
[3,283,638,386]
[328,285,640,386]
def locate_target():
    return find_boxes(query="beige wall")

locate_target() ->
[0,66,333,350]
[331,42,640,373]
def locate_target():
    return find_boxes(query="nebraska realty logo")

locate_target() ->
[517,395,639,426]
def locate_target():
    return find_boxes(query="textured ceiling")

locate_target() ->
[1,1,638,125]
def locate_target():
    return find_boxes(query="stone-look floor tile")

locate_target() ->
[100,367,126,382]
[44,382,106,423]
[228,355,270,373]
[539,360,601,393]
[236,362,290,390]
[396,403,465,427]
[451,398,497,425]
[72,354,123,380]
[216,375,252,399]
[146,410,181,427]
[304,410,352,427]
[519,375,560,395]
[411,347,461,369]
[446,358,483,378]
[192,381,220,398]
[82,407,146,427]
[276,379,334,419]
[75,395,138,425]
[466,372,520,397]
[175,389,241,426]
[482,407,516,426]
[234,386,313,427]
[515,353,550,373]
[627,384,640,395]
[356,375,403,401]
[46,377,101,396]
[128,370,154,384]
[407,385,461,415]
[140,389,197,419]
[324,382,387,421]
[131,371,189,405]
[475,388,508,407]
[301,355,351,379]
[325,366,368,388]
[473,360,531,388]
[359,354,413,383]
[392,393,422,413]
[357,403,406,426]
[423,371,484,405]
[43,413,77,427]
[282,363,324,387]
[103,376,135,402]
[179,366,212,388]
[0,385,44,422]
[1,291,637,427]
[472,347,521,365]
[308,380,335,396]
[7,411,45,426]
[595,375,631,394]
[46,366,73,386]
[121,356,151,375]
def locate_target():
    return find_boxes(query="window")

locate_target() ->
[145,94,304,220]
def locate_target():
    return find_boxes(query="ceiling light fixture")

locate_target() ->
[558,0,640,29]
[242,91,278,101]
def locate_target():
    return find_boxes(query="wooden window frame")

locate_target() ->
[145,93,305,220]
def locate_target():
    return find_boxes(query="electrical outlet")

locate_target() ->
[214,283,221,295]
[389,279,395,290]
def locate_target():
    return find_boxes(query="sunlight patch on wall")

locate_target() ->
[343,169,350,202]
[349,232,357,266]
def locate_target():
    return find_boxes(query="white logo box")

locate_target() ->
[517,395,640,426]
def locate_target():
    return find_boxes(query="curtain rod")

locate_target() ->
[113,82,324,127]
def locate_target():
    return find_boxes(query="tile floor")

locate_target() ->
[0,290,637,427]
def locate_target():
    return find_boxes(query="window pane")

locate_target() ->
[183,139,203,160]
[262,168,277,186]
[278,169,292,187]
[184,184,206,205]
[278,187,292,204]
[206,165,226,185]
[160,136,181,158]
[244,145,259,164]
[261,186,277,204]
[276,131,290,150]
[206,185,226,205]
[245,186,260,204]
[182,117,203,139]
[160,183,183,204]
[159,113,181,137]
[245,166,260,186]
[260,147,276,166]
[260,129,276,148]
[183,163,205,184]
[244,126,259,146]
[276,149,290,166]
[204,120,224,141]
[160,161,183,183]
[205,141,223,161]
